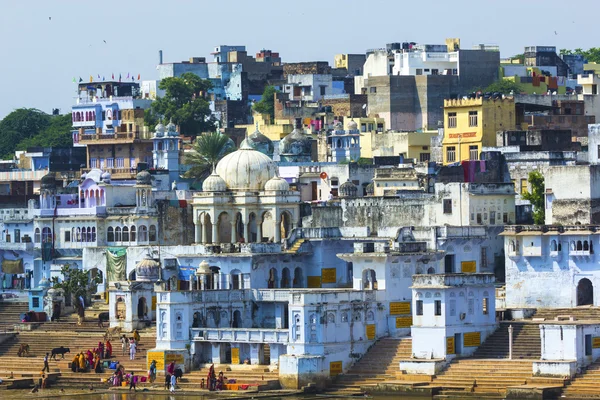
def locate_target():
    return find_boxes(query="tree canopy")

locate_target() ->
[51,264,102,301]
[0,109,72,159]
[183,130,234,181]
[560,48,600,64]
[145,72,214,136]
[475,79,524,95]
[252,86,279,122]
[521,170,545,225]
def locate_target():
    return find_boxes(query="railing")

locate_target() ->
[81,168,137,177]
[0,241,33,251]
[437,226,487,238]
[79,132,141,141]
[191,328,289,344]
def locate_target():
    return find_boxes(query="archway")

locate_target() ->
[203,214,213,244]
[192,311,202,328]
[217,212,232,244]
[261,211,275,243]
[220,343,232,363]
[89,268,103,293]
[235,212,244,243]
[115,296,126,320]
[137,297,148,320]
[280,211,292,240]
[268,268,278,288]
[281,267,291,288]
[362,269,377,290]
[293,267,303,288]
[248,213,258,243]
[232,310,241,328]
[577,278,594,306]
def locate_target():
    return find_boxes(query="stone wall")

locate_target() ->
[156,200,195,246]
[283,62,331,78]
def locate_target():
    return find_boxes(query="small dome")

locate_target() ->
[366,182,374,196]
[38,278,51,288]
[202,172,227,192]
[101,172,111,183]
[333,121,343,131]
[265,175,289,192]
[155,122,165,137]
[339,180,358,198]
[241,126,274,157]
[166,120,177,136]
[136,170,152,185]
[196,260,211,275]
[280,126,312,156]
[41,173,57,190]
[347,120,358,130]
[215,142,276,191]
[136,258,160,282]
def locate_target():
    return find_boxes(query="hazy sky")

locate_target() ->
[0,0,597,119]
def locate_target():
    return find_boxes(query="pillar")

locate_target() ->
[275,221,281,243]
[211,343,222,364]
[195,223,202,244]
[231,224,236,243]
[257,224,263,243]
[250,343,263,365]
[212,224,218,244]
[203,222,209,244]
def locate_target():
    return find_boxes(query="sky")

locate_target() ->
[0,0,598,120]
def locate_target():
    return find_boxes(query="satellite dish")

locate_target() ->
[320,172,328,180]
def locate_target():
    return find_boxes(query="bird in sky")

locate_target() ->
[49,17,51,21]
[103,40,107,44]
[554,31,558,35]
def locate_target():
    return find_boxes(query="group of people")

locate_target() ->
[70,340,112,373]
[205,364,225,391]
[164,361,182,393]
[120,330,140,360]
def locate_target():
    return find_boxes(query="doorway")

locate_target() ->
[577,278,594,306]
[445,255,455,273]
[454,333,462,355]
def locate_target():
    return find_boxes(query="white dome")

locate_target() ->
[202,172,227,192]
[347,120,358,130]
[196,260,211,275]
[265,175,289,192]
[215,142,276,191]
[155,122,165,137]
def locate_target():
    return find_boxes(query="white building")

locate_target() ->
[282,74,335,102]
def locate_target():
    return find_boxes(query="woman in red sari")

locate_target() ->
[105,340,112,358]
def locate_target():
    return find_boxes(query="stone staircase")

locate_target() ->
[286,238,307,254]
[560,360,600,399]
[328,336,412,395]
[531,307,600,322]
[178,365,280,391]
[472,322,541,359]
[0,317,155,390]
[0,302,29,331]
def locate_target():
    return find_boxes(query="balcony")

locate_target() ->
[81,168,137,180]
[0,241,33,251]
[78,131,151,145]
[191,328,289,344]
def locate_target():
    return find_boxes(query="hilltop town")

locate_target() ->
[2,39,600,399]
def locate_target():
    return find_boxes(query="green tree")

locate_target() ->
[521,171,545,225]
[479,80,524,95]
[16,114,73,150]
[183,130,234,180]
[0,108,51,158]
[559,48,600,63]
[145,72,214,136]
[51,265,102,302]
[252,86,279,122]
[511,53,525,63]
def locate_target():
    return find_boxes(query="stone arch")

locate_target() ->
[149,225,157,242]
[115,226,122,242]
[293,267,303,288]
[107,227,114,242]
[217,211,232,244]
[130,225,136,242]
[427,267,436,274]
[268,268,278,288]
[362,269,377,290]
[122,226,129,242]
[34,228,40,243]
[115,296,126,320]
[550,240,557,251]
[234,212,244,242]
[247,213,258,243]
[577,278,594,306]
[584,241,589,251]
[577,240,583,251]
[138,225,147,242]
[203,213,213,244]
[280,211,292,240]
[281,267,291,288]
[261,211,275,243]
[137,296,148,320]
[232,310,242,328]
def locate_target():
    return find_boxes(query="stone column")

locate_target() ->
[231,224,236,243]
[195,223,202,244]
[203,222,209,244]
[275,221,281,243]
[211,343,222,364]
[212,223,218,244]
[257,224,263,243]
[250,343,262,365]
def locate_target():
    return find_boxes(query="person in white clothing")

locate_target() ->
[170,373,176,393]
[129,340,137,360]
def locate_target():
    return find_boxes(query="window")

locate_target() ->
[520,179,528,195]
[443,199,452,214]
[447,112,457,128]
[32,297,40,308]
[90,158,98,168]
[14,229,20,243]
[64,231,71,242]
[420,153,430,162]
[432,69,439,75]
[116,158,124,168]
[416,300,423,316]
[503,213,509,224]
[469,111,478,127]
[483,297,489,315]
[434,300,442,316]
[477,213,482,224]
[34,228,40,243]
[149,225,157,242]
[489,211,495,225]
[122,226,129,242]
[469,145,479,160]
[369,87,377,93]
[416,68,423,75]
[139,225,148,242]
[106,158,114,168]
[446,146,456,163]
[481,247,488,270]
[320,86,326,96]
[130,225,136,242]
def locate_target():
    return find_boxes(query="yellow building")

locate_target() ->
[362,130,436,161]
[442,97,515,165]
[238,114,294,141]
